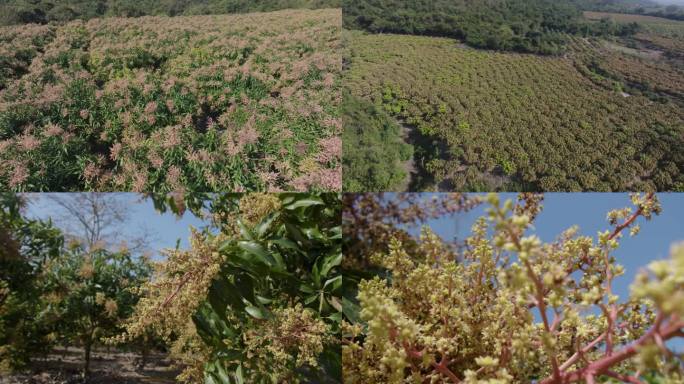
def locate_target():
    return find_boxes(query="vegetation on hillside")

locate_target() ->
[344,28,684,191]
[343,0,642,55]
[0,9,342,192]
[0,0,341,26]
[342,93,412,192]
[573,0,684,21]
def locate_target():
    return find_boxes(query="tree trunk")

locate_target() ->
[84,340,92,378]
[140,334,149,370]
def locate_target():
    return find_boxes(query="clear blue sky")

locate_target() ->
[23,193,209,260]
[416,193,684,299]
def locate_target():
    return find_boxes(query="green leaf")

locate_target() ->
[342,297,362,324]
[270,250,286,271]
[328,296,342,312]
[270,238,300,251]
[237,241,276,267]
[255,212,279,238]
[205,360,231,384]
[218,240,234,253]
[323,275,342,292]
[255,295,273,304]
[284,197,324,210]
[234,364,245,384]
[280,195,295,205]
[299,283,315,294]
[304,293,320,305]
[329,226,342,239]
[236,219,254,241]
[245,305,267,319]
[208,276,244,314]
[193,303,236,347]
[284,222,307,245]
[328,311,342,324]
[304,226,324,240]
[319,253,341,278]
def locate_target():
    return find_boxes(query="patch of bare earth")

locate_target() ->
[0,348,179,384]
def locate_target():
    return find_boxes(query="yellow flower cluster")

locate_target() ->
[114,229,225,380]
[344,193,684,383]
[238,193,282,227]
[243,304,331,381]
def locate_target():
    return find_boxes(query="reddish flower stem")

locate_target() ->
[431,355,461,383]
[541,316,684,384]
[606,192,654,242]
[604,370,645,384]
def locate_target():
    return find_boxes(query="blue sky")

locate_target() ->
[23,193,209,260]
[418,193,684,299]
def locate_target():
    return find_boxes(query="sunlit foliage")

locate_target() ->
[0,193,63,372]
[0,0,341,26]
[43,243,152,375]
[0,9,342,192]
[118,193,342,383]
[343,193,684,383]
[0,194,150,376]
[343,0,642,55]
[344,31,684,192]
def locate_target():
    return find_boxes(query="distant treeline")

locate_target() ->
[572,0,684,20]
[0,0,340,25]
[343,0,659,55]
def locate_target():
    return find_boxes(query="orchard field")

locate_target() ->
[344,28,684,192]
[0,8,342,193]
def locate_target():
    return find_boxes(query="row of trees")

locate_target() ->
[344,32,684,192]
[572,0,684,21]
[0,0,340,25]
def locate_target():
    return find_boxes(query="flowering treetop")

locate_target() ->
[343,193,684,383]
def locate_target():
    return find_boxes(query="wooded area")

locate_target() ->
[344,0,683,54]
[0,0,340,26]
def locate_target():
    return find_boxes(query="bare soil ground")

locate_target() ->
[0,348,179,384]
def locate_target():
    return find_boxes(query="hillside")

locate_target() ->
[344,0,640,55]
[0,0,341,26]
[342,0,684,192]
[0,9,342,192]
[344,28,683,191]
[344,0,684,54]
[573,0,684,20]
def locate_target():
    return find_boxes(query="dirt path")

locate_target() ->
[0,347,179,384]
